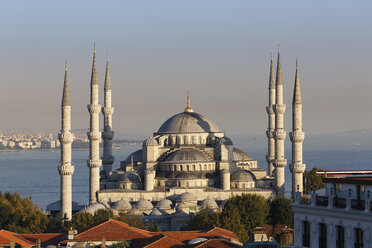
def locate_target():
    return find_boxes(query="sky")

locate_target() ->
[0,1,371,136]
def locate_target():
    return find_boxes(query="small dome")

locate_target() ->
[178,192,196,202]
[156,199,172,210]
[120,172,141,183]
[81,202,109,215]
[231,170,255,182]
[233,147,253,161]
[218,137,233,146]
[124,149,142,162]
[143,137,158,146]
[175,172,198,180]
[112,200,132,211]
[135,199,153,210]
[176,202,189,211]
[201,199,218,209]
[164,148,210,163]
[149,209,164,216]
[128,208,142,215]
[157,112,219,134]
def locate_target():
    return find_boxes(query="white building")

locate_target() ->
[292,171,372,248]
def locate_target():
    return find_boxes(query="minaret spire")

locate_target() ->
[58,61,74,220]
[184,91,193,113]
[266,53,276,176]
[290,59,306,199]
[62,60,70,106]
[273,45,287,196]
[102,53,115,174]
[87,44,102,204]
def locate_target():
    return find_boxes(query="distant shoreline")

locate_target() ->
[0,144,140,153]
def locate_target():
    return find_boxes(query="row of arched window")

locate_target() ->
[161,163,216,172]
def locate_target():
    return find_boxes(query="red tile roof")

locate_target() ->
[0,230,34,247]
[193,238,238,248]
[15,233,65,246]
[63,219,151,244]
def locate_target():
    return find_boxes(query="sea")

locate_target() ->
[1,133,372,209]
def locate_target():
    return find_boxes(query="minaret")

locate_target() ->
[58,61,75,220]
[266,53,276,176]
[273,45,287,196]
[87,44,102,204]
[289,59,305,198]
[102,54,115,174]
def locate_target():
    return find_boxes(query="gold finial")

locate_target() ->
[184,91,193,113]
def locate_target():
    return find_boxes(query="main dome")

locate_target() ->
[157,112,219,134]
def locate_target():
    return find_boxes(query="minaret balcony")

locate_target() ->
[266,106,274,114]
[266,130,274,138]
[102,154,114,164]
[266,155,275,163]
[87,104,101,114]
[58,164,75,175]
[87,159,102,168]
[87,131,101,141]
[289,162,305,173]
[102,131,114,140]
[102,107,114,115]
[274,130,286,140]
[289,131,305,142]
[274,159,287,168]
[273,104,286,114]
[58,133,74,144]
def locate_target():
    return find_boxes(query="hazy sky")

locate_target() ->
[0,1,371,136]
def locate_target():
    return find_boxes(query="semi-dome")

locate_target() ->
[233,147,253,161]
[232,170,255,182]
[157,112,219,134]
[201,199,218,209]
[124,149,142,162]
[164,148,211,163]
[112,199,132,211]
[120,172,141,183]
[178,192,196,202]
[156,199,173,210]
[135,199,153,210]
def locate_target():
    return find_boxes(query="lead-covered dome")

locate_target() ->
[157,112,219,134]
[164,148,211,163]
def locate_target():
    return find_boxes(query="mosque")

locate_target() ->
[50,45,305,230]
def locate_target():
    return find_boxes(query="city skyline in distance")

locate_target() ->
[0,1,371,136]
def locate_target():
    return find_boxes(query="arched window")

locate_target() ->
[164,138,167,146]
[193,165,196,171]
[181,165,184,171]
[174,165,177,171]
[187,165,190,171]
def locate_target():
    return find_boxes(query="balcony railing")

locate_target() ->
[316,196,328,207]
[351,199,365,210]
[333,197,346,208]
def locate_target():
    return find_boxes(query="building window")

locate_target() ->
[336,225,345,248]
[319,223,327,248]
[355,228,363,248]
[302,221,310,247]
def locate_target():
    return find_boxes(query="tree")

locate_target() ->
[304,167,325,192]
[93,209,114,223]
[0,192,51,233]
[268,196,293,227]
[219,206,249,242]
[148,222,160,232]
[115,212,146,229]
[182,208,219,231]
[221,194,269,235]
